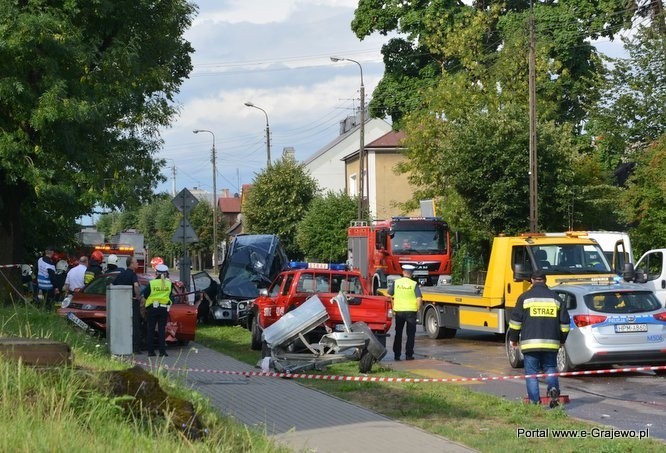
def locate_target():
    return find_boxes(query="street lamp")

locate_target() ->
[331,56,365,220]
[192,129,218,269]
[244,101,271,168]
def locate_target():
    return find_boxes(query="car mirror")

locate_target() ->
[513,263,531,282]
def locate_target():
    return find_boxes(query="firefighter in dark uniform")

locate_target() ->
[508,270,570,406]
[142,264,173,357]
[389,264,422,361]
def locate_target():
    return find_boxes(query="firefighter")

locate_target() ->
[106,254,120,272]
[142,264,173,357]
[508,270,570,407]
[389,264,422,361]
[85,250,104,284]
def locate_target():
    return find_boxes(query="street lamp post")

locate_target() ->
[331,56,365,220]
[244,102,271,168]
[192,129,218,269]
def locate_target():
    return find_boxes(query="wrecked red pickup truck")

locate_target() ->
[246,263,393,350]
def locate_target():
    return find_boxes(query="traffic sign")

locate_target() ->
[172,217,198,243]
[172,188,199,215]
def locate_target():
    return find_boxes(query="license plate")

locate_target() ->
[614,323,648,333]
[67,312,91,331]
[413,270,428,276]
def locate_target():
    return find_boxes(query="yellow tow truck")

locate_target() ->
[382,232,626,363]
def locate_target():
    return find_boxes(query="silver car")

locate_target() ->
[552,283,666,372]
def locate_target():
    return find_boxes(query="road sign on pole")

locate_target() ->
[172,188,199,215]
[172,217,198,243]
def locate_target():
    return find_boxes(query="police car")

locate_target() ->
[551,281,666,372]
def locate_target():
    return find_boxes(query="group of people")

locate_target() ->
[34,247,119,305]
[390,265,569,407]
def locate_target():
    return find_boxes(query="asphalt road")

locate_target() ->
[384,324,666,441]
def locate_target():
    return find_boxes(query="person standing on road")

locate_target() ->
[63,256,88,294]
[389,264,422,361]
[114,257,143,353]
[106,254,120,272]
[142,264,173,357]
[508,270,570,406]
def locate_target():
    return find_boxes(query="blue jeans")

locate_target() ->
[523,351,559,403]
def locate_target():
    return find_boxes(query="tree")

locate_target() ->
[620,134,666,253]
[588,24,666,171]
[242,157,318,259]
[352,0,633,127]
[296,191,357,262]
[0,1,195,263]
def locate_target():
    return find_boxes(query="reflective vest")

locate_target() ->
[37,257,55,291]
[393,277,419,312]
[145,278,172,307]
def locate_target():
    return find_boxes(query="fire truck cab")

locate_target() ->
[347,216,452,294]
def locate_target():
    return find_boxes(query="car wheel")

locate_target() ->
[557,345,575,373]
[359,349,374,373]
[506,330,524,368]
[424,307,456,339]
[250,315,262,351]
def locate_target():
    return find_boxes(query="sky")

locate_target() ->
[155,0,630,200]
[157,0,390,198]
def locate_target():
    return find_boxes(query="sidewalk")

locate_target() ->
[136,344,477,453]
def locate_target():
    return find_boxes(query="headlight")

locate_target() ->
[238,302,247,311]
[218,300,232,309]
[82,304,95,310]
[61,295,72,309]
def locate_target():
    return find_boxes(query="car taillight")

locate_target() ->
[573,314,607,327]
[653,312,666,322]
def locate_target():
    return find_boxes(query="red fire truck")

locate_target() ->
[347,216,452,294]
[92,244,140,272]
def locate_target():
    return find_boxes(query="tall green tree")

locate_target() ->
[243,157,318,259]
[352,0,633,127]
[296,191,357,262]
[620,134,666,253]
[588,24,666,171]
[0,1,196,262]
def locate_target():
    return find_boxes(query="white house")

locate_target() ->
[303,116,392,194]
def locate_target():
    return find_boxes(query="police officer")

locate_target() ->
[508,270,570,406]
[389,264,422,361]
[142,264,173,357]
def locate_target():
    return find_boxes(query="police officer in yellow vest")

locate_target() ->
[142,264,173,357]
[389,264,422,361]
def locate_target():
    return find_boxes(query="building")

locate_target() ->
[342,130,419,219]
[303,116,392,194]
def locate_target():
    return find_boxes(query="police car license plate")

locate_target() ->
[614,323,647,333]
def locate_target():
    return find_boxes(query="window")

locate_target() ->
[349,173,357,197]
[269,275,284,298]
[296,273,315,293]
[584,291,661,313]
[281,275,294,296]
[554,291,577,310]
[637,251,663,281]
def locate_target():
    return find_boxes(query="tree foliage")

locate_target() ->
[588,24,666,171]
[296,191,357,262]
[0,1,196,262]
[352,0,633,127]
[620,134,666,253]
[242,157,319,259]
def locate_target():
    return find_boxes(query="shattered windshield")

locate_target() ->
[530,244,613,274]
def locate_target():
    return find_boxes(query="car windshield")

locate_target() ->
[391,228,447,255]
[584,291,662,313]
[530,244,612,274]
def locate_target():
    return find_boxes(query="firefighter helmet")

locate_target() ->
[107,254,118,265]
[91,250,104,262]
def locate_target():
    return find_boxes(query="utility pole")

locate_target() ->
[528,0,538,232]
[171,164,177,197]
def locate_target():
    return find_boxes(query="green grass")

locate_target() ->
[194,324,666,453]
[0,298,287,452]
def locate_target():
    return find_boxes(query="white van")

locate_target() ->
[583,231,633,274]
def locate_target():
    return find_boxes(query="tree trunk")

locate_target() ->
[0,181,29,264]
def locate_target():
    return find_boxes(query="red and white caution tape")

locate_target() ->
[0,264,22,269]
[133,361,666,383]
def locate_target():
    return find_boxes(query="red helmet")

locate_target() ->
[150,256,164,270]
[91,250,104,262]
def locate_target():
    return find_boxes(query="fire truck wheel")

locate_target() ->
[505,330,524,368]
[372,271,386,295]
[359,349,374,373]
[250,315,262,351]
